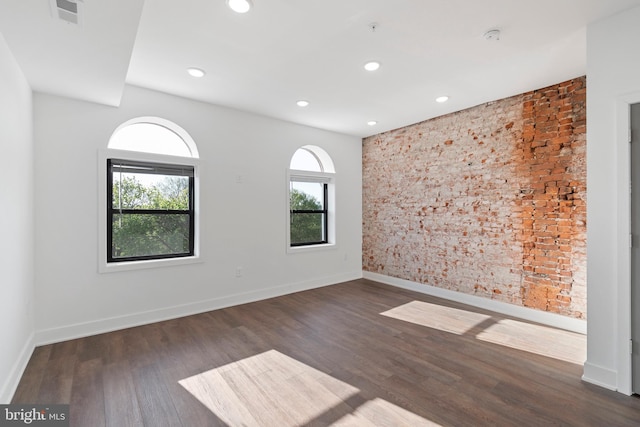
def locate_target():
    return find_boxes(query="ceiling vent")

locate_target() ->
[50,0,83,26]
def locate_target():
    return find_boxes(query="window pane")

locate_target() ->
[290,181,324,210]
[111,213,190,259]
[290,148,322,171]
[109,123,192,157]
[112,174,189,210]
[290,213,325,245]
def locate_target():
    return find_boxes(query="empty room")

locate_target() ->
[2,0,640,425]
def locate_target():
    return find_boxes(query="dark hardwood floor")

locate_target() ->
[12,279,640,426]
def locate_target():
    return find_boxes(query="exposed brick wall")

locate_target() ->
[362,77,586,319]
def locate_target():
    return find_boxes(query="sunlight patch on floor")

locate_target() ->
[179,349,439,426]
[381,300,586,364]
[477,318,585,364]
[381,300,492,335]
[333,398,441,426]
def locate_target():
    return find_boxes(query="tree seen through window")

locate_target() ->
[108,160,194,262]
[289,180,327,246]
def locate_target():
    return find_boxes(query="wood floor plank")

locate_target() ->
[35,352,76,404]
[11,279,640,426]
[69,358,105,427]
[131,363,183,427]
[103,361,144,427]
[120,325,158,370]
[181,367,263,426]
[11,345,52,404]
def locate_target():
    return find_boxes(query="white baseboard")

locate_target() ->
[35,271,362,346]
[1,332,35,404]
[363,271,587,334]
[582,362,619,392]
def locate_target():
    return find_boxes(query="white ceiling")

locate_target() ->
[1,0,639,137]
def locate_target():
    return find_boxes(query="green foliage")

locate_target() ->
[290,189,324,244]
[112,176,190,258]
[290,188,321,210]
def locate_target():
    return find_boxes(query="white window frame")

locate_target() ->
[286,169,336,253]
[98,148,201,273]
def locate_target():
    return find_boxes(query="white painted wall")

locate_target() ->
[33,85,362,344]
[584,5,640,394]
[0,34,35,403]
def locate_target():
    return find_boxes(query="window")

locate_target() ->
[107,159,194,262]
[288,146,335,249]
[108,118,199,157]
[99,117,199,271]
[290,179,328,246]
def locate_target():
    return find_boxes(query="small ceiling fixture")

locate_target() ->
[367,120,377,126]
[187,68,206,78]
[483,29,501,41]
[364,61,381,71]
[296,100,309,107]
[436,96,449,103]
[227,0,252,13]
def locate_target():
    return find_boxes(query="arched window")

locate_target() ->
[100,117,199,271]
[290,145,334,172]
[288,146,335,249]
[108,117,199,158]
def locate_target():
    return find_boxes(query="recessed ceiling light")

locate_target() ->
[187,68,205,78]
[436,96,449,103]
[227,0,252,13]
[367,120,377,126]
[364,61,381,71]
[296,100,309,107]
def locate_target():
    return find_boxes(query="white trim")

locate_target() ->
[286,169,336,253]
[289,170,332,183]
[98,255,203,273]
[613,92,640,395]
[582,362,619,391]
[0,332,35,404]
[287,243,337,254]
[363,271,587,334]
[293,145,335,173]
[34,272,361,346]
[97,149,201,273]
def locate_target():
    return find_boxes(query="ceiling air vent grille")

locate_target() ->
[50,0,83,26]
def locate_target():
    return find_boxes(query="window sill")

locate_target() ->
[287,243,336,254]
[99,255,202,273]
